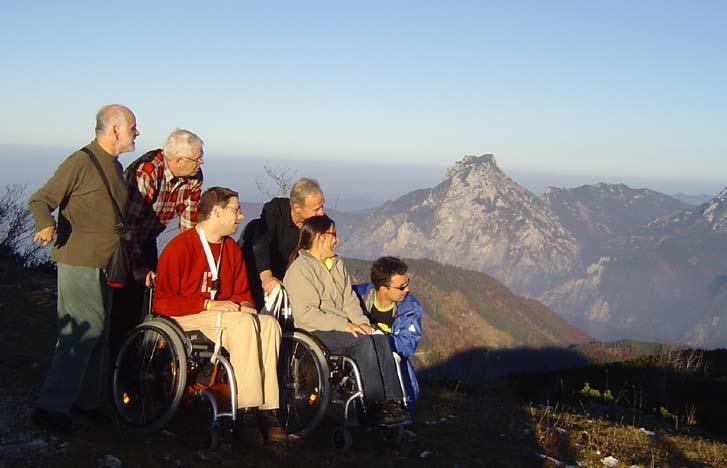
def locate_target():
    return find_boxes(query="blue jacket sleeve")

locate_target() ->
[390,296,423,358]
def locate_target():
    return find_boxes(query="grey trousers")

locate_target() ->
[313,331,403,404]
[37,263,112,414]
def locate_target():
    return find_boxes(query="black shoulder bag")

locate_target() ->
[81,147,132,288]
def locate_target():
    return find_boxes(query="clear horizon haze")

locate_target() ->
[1,1,725,186]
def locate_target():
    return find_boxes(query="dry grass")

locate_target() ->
[2,262,727,467]
[528,402,727,467]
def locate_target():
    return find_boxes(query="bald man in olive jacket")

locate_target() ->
[28,104,139,434]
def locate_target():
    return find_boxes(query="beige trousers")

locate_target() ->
[174,311,281,410]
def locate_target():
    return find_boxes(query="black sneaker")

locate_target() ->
[258,410,288,445]
[380,401,412,426]
[73,405,111,425]
[32,408,73,435]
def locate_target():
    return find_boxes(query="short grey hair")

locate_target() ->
[290,178,322,206]
[162,129,204,160]
[95,104,133,136]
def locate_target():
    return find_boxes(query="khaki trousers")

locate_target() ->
[174,311,281,410]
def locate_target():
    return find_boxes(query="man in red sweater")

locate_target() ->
[153,186,286,445]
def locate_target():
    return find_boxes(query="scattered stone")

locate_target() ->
[601,455,618,467]
[419,450,432,459]
[25,439,49,451]
[638,427,655,436]
[98,454,122,468]
[536,453,565,467]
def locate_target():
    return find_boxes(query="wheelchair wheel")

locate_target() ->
[279,330,330,437]
[112,319,187,433]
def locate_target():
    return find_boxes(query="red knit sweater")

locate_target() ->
[153,227,255,316]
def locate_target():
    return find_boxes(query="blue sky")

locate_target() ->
[1,1,725,183]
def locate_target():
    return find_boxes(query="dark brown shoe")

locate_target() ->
[32,408,73,435]
[236,423,264,447]
[236,409,264,447]
[258,410,288,445]
[380,401,412,426]
[73,405,111,425]
[265,425,289,445]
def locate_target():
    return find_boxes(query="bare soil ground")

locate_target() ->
[1,262,726,467]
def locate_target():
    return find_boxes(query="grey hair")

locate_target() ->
[162,129,204,160]
[95,104,133,136]
[290,177,322,206]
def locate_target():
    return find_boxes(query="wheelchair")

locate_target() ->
[112,290,240,449]
[112,287,410,451]
[272,287,411,451]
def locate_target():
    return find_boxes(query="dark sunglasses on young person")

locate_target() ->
[388,280,409,291]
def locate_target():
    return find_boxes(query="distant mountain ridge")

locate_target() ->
[542,187,727,347]
[543,183,690,262]
[670,193,716,206]
[339,154,727,347]
[342,155,581,295]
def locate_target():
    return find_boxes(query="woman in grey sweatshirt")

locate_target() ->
[284,215,410,426]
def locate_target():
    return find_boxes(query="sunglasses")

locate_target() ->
[388,280,410,291]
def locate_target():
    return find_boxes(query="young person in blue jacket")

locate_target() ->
[354,257,423,408]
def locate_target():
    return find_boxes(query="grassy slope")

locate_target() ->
[345,257,591,373]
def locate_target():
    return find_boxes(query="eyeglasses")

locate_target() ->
[388,280,410,291]
[180,156,204,164]
[224,205,242,215]
[323,230,337,238]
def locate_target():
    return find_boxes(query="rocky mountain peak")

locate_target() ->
[443,154,499,181]
[343,154,582,295]
[702,185,727,232]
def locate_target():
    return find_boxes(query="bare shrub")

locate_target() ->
[658,346,705,373]
[255,165,296,198]
[0,184,49,267]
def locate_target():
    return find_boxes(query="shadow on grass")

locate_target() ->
[417,345,723,466]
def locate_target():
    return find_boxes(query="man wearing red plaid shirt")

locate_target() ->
[110,128,204,354]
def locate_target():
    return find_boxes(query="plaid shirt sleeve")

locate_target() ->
[126,165,158,272]
[177,175,202,232]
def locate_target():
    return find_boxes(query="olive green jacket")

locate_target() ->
[29,140,128,268]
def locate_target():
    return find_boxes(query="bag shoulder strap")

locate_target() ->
[80,147,126,228]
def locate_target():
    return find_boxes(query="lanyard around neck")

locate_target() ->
[197,226,223,300]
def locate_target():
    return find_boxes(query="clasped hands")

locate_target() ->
[345,322,375,337]
[206,300,257,314]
